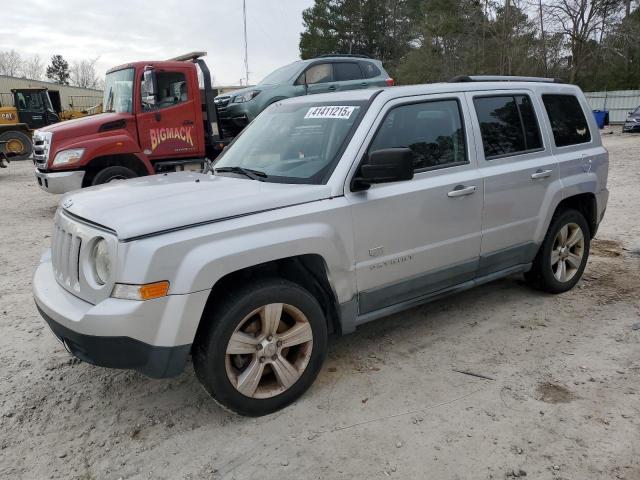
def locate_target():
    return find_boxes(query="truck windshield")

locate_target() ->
[214,100,367,184]
[103,68,134,113]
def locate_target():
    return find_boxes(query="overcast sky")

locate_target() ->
[4,0,315,86]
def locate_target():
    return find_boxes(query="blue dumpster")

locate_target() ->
[593,110,607,129]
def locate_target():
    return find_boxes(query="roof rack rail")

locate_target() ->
[314,53,371,59]
[449,75,563,84]
[167,51,207,62]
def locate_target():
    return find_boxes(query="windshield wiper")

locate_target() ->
[214,166,268,181]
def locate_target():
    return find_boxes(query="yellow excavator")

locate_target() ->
[0,88,101,160]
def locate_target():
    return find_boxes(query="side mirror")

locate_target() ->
[143,67,157,106]
[354,148,414,190]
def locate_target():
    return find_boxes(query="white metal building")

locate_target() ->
[0,75,102,112]
[584,90,640,124]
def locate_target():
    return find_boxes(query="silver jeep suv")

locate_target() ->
[34,76,609,416]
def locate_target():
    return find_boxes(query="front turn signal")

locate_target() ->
[112,281,170,301]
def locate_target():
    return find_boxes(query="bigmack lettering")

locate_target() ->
[150,125,194,151]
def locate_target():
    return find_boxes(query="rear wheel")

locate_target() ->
[91,166,137,185]
[525,209,590,293]
[0,130,32,160]
[193,278,328,416]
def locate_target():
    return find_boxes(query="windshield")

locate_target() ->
[214,100,367,184]
[258,62,303,85]
[103,68,134,113]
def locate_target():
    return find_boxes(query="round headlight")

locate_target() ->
[92,238,111,284]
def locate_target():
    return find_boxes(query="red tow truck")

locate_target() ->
[34,52,225,193]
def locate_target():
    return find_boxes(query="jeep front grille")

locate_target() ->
[51,221,82,293]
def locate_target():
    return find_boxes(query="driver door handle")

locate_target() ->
[447,185,476,198]
[327,85,337,91]
[531,169,553,180]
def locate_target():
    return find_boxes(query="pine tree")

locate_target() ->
[46,55,70,85]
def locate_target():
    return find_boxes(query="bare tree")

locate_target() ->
[544,0,623,83]
[22,54,45,81]
[70,58,101,89]
[0,49,23,77]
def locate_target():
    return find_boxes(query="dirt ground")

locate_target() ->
[1,128,639,480]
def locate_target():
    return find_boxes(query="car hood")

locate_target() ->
[216,84,276,100]
[60,172,332,240]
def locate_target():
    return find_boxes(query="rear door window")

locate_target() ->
[333,62,363,81]
[542,94,591,147]
[302,64,333,85]
[369,99,467,171]
[473,95,543,159]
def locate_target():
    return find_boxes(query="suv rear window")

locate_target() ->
[360,62,381,79]
[370,99,467,171]
[333,62,363,81]
[542,94,591,147]
[474,95,542,159]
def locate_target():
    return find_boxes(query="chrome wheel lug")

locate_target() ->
[256,344,263,351]
[276,340,282,348]
[259,356,265,363]
[267,335,273,341]
[271,355,277,361]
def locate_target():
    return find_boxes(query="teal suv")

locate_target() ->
[214,54,393,136]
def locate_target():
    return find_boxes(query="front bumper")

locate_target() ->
[622,122,640,132]
[33,253,208,378]
[35,168,85,194]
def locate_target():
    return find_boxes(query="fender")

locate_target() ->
[49,132,153,174]
[115,199,357,345]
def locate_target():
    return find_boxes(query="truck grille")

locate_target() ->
[32,131,51,168]
[51,220,82,293]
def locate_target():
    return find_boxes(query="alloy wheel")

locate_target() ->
[225,303,314,399]
[551,222,585,283]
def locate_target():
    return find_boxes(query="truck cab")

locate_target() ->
[0,88,60,160]
[34,52,222,193]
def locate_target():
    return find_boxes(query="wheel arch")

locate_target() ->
[82,153,151,186]
[552,192,598,238]
[193,254,343,348]
[0,124,30,135]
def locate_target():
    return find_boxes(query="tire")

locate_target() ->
[0,130,32,161]
[91,166,137,185]
[193,278,328,416]
[525,209,590,294]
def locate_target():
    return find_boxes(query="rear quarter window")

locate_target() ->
[360,62,381,79]
[542,94,591,147]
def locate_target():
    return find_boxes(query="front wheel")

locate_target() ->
[91,166,137,185]
[0,130,32,161]
[193,278,328,416]
[525,209,590,293]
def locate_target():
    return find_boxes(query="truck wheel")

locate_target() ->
[91,166,137,185]
[524,209,590,294]
[193,278,328,416]
[0,131,32,161]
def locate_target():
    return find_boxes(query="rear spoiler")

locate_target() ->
[167,51,207,62]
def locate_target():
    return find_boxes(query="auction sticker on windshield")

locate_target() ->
[305,106,356,120]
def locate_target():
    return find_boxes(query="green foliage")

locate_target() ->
[300,0,421,70]
[300,0,640,90]
[46,55,70,85]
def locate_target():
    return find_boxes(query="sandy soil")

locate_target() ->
[1,129,639,480]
